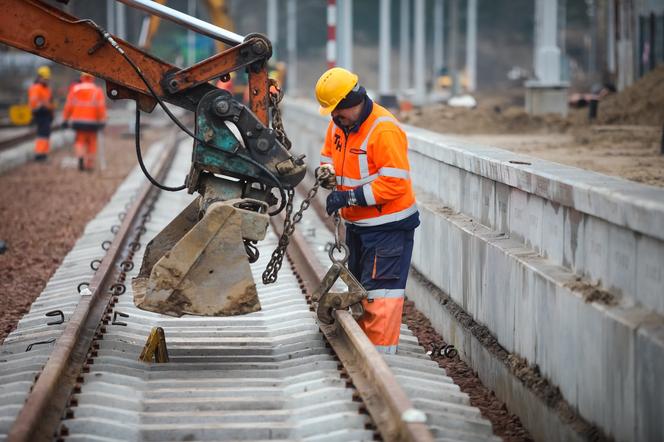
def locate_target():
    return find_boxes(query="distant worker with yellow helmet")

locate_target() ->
[315,67,419,354]
[63,72,107,171]
[28,65,55,161]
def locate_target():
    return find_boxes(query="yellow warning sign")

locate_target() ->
[9,105,32,126]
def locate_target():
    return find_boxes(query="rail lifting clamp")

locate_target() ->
[312,214,368,325]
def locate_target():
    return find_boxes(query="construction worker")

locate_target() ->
[63,72,107,171]
[315,67,419,355]
[28,65,55,161]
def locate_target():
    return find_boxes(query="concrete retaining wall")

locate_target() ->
[283,99,664,442]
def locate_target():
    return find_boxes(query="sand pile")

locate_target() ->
[402,103,574,135]
[597,66,664,126]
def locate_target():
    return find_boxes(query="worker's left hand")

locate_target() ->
[316,164,336,190]
[326,190,350,215]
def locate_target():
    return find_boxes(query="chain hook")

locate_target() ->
[328,241,349,265]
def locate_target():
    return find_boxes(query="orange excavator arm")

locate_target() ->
[1,0,306,319]
[0,0,271,123]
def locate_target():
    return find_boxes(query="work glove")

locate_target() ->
[315,164,337,190]
[326,190,351,215]
[60,120,70,129]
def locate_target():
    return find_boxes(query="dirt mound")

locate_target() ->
[597,66,664,126]
[406,67,664,133]
[404,75,664,188]
[402,103,575,135]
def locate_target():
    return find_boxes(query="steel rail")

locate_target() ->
[272,185,435,442]
[0,126,63,152]
[7,133,181,442]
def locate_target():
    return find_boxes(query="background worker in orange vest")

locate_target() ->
[63,72,107,171]
[315,67,420,355]
[28,65,55,161]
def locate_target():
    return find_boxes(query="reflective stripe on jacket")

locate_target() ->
[63,81,107,125]
[320,102,416,226]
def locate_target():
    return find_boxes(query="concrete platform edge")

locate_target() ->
[406,268,591,442]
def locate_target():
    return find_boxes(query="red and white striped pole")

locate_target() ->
[327,0,337,68]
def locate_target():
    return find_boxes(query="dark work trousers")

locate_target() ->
[32,108,53,156]
[345,225,415,353]
[346,227,415,293]
[32,108,53,138]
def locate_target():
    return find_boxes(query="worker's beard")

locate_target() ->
[332,98,365,130]
[334,115,355,128]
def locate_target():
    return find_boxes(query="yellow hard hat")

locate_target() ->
[315,67,359,115]
[36,66,51,79]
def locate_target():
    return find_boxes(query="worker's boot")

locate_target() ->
[78,158,84,171]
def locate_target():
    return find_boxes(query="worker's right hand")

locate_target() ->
[325,190,350,215]
[316,164,337,190]
[60,120,70,129]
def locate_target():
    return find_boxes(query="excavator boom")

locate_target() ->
[0,0,306,316]
[1,0,267,119]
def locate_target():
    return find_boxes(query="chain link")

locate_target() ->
[333,212,341,250]
[268,78,291,150]
[261,78,327,283]
[262,181,322,284]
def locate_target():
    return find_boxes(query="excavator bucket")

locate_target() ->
[133,198,269,317]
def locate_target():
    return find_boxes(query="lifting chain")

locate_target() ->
[268,78,292,150]
[261,80,322,284]
[262,178,323,284]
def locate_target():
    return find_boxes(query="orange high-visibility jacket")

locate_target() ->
[320,103,417,226]
[28,82,53,111]
[63,80,107,127]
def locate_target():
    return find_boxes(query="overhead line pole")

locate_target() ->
[448,0,459,95]
[267,0,279,59]
[413,0,425,104]
[433,0,445,79]
[115,1,127,40]
[399,0,411,93]
[287,0,297,95]
[465,0,477,91]
[106,1,116,35]
[327,0,337,68]
[187,0,196,66]
[379,0,391,96]
[337,0,353,70]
